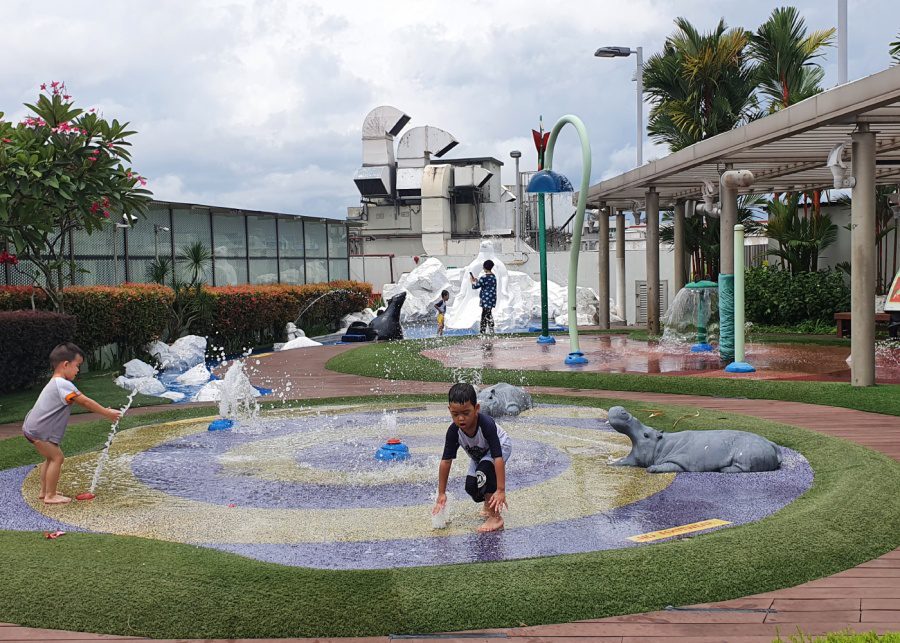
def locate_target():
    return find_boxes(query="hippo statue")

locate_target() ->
[368,292,406,341]
[477,383,533,417]
[607,406,782,473]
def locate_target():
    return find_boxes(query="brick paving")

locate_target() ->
[2,343,899,642]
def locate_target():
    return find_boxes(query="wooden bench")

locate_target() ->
[833,311,891,338]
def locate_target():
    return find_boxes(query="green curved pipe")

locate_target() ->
[544,115,592,355]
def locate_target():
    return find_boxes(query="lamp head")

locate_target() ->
[525,169,574,194]
[594,46,632,58]
[509,150,522,159]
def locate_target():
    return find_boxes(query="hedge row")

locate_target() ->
[0,280,373,360]
[0,284,174,358]
[0,311,77,393]
[195,281,372,351]
[745,266,851,326]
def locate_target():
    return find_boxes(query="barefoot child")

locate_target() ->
[22,343,121,504]
[433,383,510,532]
[434,290,450,336]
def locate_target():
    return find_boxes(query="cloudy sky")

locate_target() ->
[2,0,896,219]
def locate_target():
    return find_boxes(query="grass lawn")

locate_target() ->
[0,371,168,425]
[327,338,900,416]
[0,394,898,638]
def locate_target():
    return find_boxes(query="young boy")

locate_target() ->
[433,382,511,532]
[22,343,121,504]
[434,290,450,336]
[470,260,497,335]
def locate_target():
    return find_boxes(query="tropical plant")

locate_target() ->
[661,194,765,279]
[765,193,838,274]
[747,7,834,113]
[643,17,758,151]
[165,242,213,340]
[146,256,173,285]
[0,81,152,311]
[890,31,900,64]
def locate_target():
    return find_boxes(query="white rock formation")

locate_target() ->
[285,322,306,340]
[380,241,618,331]
[147,335,207,372]
[158,391,185,402]
[114,375,167,396]
[340,308,376,329]
[279,336,323,351]
[176,363,211,385]
[194,380,224,402]
[124,359,156,379]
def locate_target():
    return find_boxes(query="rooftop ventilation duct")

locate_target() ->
[354,106,411,198]
[396,126,459,199]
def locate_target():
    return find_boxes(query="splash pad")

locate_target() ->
[4,402,811,570]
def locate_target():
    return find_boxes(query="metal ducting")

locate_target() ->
[355,106,411,198]
[453,166,492,189]
[397,126,458,169]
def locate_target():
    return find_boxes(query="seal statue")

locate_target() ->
[477,383,533,417]
[368,292,406,341]
[607,406,782,473]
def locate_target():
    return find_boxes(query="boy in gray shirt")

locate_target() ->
[22,343,121,504]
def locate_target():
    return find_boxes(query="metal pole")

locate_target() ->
[544,114,592,363]
[598,204,610,329]
[616,209,626,323]
[112,226,118,285]
[837,0,848,85]
[645,187,659,334]
[514,154,521,251]
[851,125,876,386]
[719,167,737,362]
[154,227,160,263]
[635,47,643,167]
[537,194,552,342]
[673,200,686,291]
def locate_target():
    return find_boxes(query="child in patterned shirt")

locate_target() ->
[470,260,496,334]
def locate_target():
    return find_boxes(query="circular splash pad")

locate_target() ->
[12,403,812,569]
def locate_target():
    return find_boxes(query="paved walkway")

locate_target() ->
[2,344,899,642]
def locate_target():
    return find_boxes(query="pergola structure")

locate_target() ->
[586,63,900,387]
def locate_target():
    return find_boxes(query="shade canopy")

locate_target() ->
[526,169,574,194]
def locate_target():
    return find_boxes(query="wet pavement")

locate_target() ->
[422,334,900,383]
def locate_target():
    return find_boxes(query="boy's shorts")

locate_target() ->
[465,459,497,502]
[437,313,445,325]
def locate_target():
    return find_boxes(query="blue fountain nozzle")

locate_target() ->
[565,351,588,365]
[208,418,234,431]
[690,343,714,353]
[375,438,411,462]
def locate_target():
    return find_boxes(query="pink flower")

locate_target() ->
[102,210,110,218]
[90,202,100,213]
[1,138,11,144]
[50,81,59,88]
[40,83,47,90]
[63,94,71,100]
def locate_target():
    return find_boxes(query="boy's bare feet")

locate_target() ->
[43,494,71,505]
[479,508,490,517]
[477,514,504,532]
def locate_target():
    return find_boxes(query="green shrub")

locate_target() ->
[0,310,77,393]
[195,281,372,352]
[0,284,173,362]
[745,265,850,325]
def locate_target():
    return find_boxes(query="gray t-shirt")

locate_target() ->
[22,377,81,445]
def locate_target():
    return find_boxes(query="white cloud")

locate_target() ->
[0,0,896,218]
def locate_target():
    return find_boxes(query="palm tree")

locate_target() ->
[890,31,900,64]
[748,7,834,113]
[644,17,758,151]
[765,193,838,274]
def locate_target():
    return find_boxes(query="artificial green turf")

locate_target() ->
[326,338,900,416]
[1,394,899,638]
[0,370,167,425]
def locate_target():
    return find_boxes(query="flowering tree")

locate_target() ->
[0,82,152,311]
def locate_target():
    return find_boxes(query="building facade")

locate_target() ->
[1,200,351,287]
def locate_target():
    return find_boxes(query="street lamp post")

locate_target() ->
[510,150,522,251]
[153,224,170,262]
[594,45,643,167]
[526,114,592,366]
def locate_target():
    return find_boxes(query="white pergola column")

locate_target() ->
[646,188,660,334]
[851,125,876,387]
[615,208,627,323]
[673,200,686,290]
[597,203,610,329]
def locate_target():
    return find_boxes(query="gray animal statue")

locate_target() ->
[607,406,782,473]
[368,292,406,341]
[477,383,533,417]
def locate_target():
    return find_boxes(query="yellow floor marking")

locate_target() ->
[628,519,731,543]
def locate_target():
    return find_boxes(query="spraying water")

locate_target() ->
[87,387,139,494]
[294,289,351,326]
[218,360,261,424]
